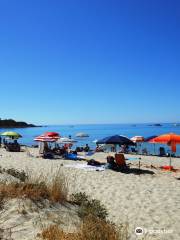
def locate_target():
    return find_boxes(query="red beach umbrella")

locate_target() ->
[44,132,60,139]
[34,135,57,142]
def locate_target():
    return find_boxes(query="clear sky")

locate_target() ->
[0,0,179,125]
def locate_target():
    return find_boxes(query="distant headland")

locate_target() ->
[0,119,40,128]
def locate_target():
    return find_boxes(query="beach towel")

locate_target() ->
[127,157,140,161]
[65,153,86,160]
[85,151,94,156]
[65,163,105,171]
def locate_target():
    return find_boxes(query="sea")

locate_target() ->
[1,123,180,156]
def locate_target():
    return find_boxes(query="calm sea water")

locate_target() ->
[1,123,180,156]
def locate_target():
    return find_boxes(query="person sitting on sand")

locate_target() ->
[120,145,129,154]
[105,156,118,170]
[105,154,129,171]
[43,142,49,153]
[3,138,7,146]
[111,145,116,152]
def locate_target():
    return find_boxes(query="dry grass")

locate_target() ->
[0,170,68,204]
[0,182,48,201]
[40,215,128,240]
[48,173,68,203]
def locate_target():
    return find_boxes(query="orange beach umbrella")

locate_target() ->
[150,133,180,168]
[150,133,180,152]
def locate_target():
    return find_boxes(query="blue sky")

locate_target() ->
[0,0,179,124]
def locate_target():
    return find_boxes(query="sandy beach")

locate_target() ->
[0,147,180,240]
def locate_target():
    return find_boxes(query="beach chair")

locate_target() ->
[159,147,166,156]
[6,143,20,152]
[115,153,129,170]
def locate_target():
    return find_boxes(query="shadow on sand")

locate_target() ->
[119,168,155,175]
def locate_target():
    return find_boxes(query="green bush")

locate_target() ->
[71,192,108,220]
[71,192,89,205]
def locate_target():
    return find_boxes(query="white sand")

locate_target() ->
[0,198,80,240]
[0,147,180,240]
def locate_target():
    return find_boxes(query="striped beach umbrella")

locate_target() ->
[130,136,144,143]
[44,132,60,139]
[34,135,57,142]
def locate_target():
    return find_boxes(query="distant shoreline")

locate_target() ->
[0,119,41,129]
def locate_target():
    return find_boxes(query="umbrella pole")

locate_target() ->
[136,143,138,154]
[169,151,172,167]
[154,144,155,155]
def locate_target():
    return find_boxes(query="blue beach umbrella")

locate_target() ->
[96,135,135,145]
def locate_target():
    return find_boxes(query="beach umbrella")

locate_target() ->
[150,133,180,167]
[44,132,60,139]
[96,135,135,145]
[131,136,144,143]
[1,131,22,139]
[97,135,135,152]
[131,136,144,154]
[34,135,57,142]
[76,132,89,137]
[57,137,77,144]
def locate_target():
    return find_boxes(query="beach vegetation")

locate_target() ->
[40,215,128,240]
[71,192,108,220]
[0,171,68,204]
[5,168,28,182]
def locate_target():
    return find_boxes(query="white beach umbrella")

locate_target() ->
[76,132,89,137]
[57,137,77,144]
[131,136,144,153]
[130,136,144,143]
